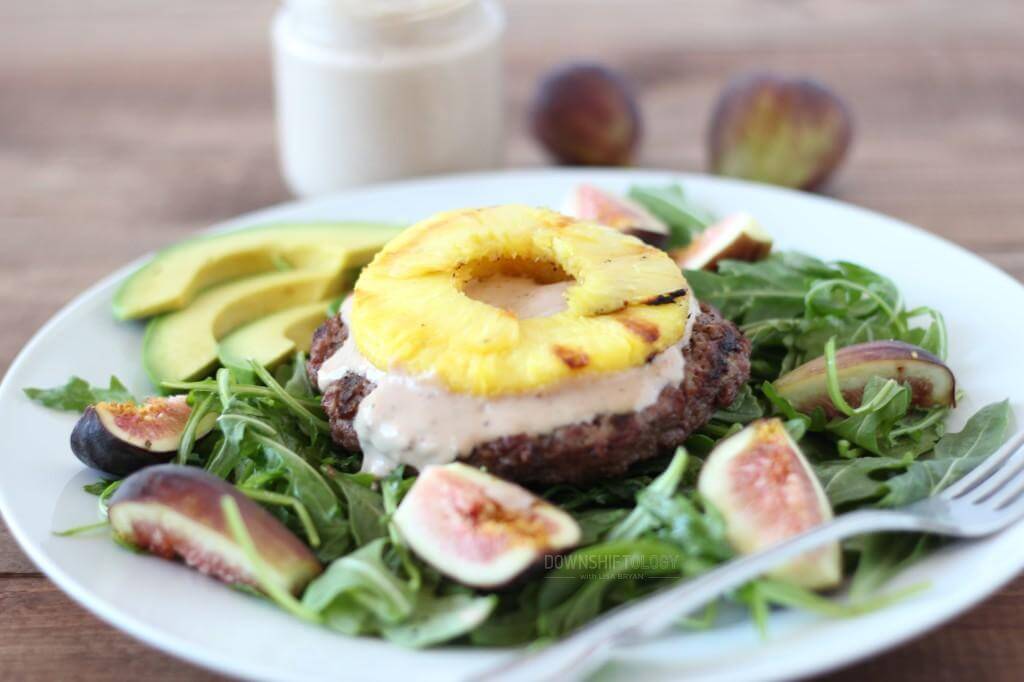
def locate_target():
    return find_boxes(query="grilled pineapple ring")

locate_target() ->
[350,205,690,396]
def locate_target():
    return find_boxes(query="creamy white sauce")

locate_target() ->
[318,289,699,477]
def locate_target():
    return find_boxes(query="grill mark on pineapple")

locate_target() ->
[552,345,589,369]
[644,288,688,306]
[545,214,574,229]
[617,316,660,343]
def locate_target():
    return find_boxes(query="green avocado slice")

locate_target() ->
[143,270,346,386]
[113,222,403,320]
[217,301,332,375]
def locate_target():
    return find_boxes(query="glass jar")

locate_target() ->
[272,0,505,197]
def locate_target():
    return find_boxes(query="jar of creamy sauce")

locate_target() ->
[272,0,505,197]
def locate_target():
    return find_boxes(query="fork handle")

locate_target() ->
[476,509,929,682]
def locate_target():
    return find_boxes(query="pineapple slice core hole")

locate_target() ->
[459,258,575,320]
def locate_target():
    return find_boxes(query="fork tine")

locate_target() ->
[968,443,1024,504]
[993,478,1024,510]
[942,431,1024,500]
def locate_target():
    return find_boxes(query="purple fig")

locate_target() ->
[774,340,955,417]
[563,183,669,247]
[530,62,641,166]
[699,419,840,589]
[70,396,216,476]
[671,212,772,271]
[108,465,321,595]
[708,72,852,190]
[392,463,581,589]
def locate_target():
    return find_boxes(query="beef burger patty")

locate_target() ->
[308,305,751,486]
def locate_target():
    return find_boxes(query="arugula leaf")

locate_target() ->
[627,184,714,247]
[712,384,764,423]
[303,538,414,626]
[574,509,629,545]
[879,400,1013,506]
[814,400,1013,509]
[607,448,689,541]
[827,377,912,455]
[24,376,134,412]
[848,534,934,599]
[381,593,497,648]
[332,473,387,546]
[536,539,690,637]
[83,479,116,496]
[687,251,945,382]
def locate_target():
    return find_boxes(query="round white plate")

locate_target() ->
[1,170,1022,682]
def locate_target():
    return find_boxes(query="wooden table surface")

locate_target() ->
[3,1,1023,679]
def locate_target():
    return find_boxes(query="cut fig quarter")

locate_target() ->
[671,213,772,271]
[108,465,321,595]
[698,419,841,589]
[70,395,217,476]
[562,184,671,248]
[774,340,955,417]
[392,463,582,589]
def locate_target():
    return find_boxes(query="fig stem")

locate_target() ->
[175,392,218,465]
[240,487,321,548]
[249,361,331,434]
[220,495,322,623]
[160,380,322,408]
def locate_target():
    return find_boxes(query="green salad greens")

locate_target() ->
[26,183,1013,648]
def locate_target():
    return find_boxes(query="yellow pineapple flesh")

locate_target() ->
[350,205,690,396]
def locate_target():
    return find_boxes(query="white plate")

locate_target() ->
[1,170,1022,682]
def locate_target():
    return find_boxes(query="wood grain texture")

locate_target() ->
[1,0,1022,679]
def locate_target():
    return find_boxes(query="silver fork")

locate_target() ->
[475,430,1024,682]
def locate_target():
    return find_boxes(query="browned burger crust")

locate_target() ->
[308,306,751,486]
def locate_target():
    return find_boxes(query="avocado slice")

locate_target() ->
[144,270,347,386]
[218,301,332,374]
[114,222,403,320]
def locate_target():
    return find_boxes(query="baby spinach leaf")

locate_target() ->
[24,376,134,412]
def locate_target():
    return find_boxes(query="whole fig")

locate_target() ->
[530,62,641,166]
[708,72,852,190]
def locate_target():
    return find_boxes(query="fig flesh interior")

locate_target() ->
[70,395,217,476]
[774,340,955,417]
[672,213,772,271]
[698,418,840,589]
[393,463,581,589]
[563,183,670,247]
[96,396,199,452]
